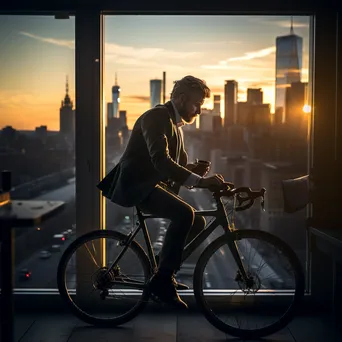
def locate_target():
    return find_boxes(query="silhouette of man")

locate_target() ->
[97,75,224,309]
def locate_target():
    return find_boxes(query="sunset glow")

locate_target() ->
[0,15,310,130]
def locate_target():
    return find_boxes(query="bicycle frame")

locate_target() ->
[108,193,250,286]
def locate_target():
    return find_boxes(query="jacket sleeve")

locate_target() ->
[140,109,193,184]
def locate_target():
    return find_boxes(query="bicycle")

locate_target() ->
[57,182,305,339]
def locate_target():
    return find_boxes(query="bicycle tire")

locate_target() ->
[193,229,305,339]
[57,229,151,327]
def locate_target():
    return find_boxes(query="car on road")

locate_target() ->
[62,230,71,239]
[19,268,32,281]
[39,250,52,259]
[53,234,65,243]
[51,244,61,252]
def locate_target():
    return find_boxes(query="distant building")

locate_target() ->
[119,110,127,128]
[224,80,238,128]
[35,125,47,143]
[285,81,308,133]
[111,73,120,119]
[237,102,271,128]
[59,76,75,143]
[213,95,221,115]
[210,149,224,175]
[150,79,162,108]
[107,103,113,125]
[247,88,263,105]
[275,19,303,121]
[212,115,222,133]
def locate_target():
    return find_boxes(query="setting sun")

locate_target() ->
[303,104,311,113]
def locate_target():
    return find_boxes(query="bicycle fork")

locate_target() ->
[227,238,250,285]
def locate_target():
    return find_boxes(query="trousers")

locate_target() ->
[139,185,206,273]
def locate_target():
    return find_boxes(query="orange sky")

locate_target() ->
[0,15,311,131]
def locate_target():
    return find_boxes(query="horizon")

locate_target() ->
[0,15,311,131]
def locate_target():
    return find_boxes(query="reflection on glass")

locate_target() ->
[0,15,76,289]
[104,15,312,290]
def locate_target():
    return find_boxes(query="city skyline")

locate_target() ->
[0,15,311,130]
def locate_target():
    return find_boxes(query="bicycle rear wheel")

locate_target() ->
[57,230,151,327]
[193,229,304,339]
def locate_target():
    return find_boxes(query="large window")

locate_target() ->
[0,15,76,289]
[103,15,312,289]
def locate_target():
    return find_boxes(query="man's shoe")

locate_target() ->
[155,255,190,290]
[148,273,188,309]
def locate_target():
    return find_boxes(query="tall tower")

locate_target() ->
[59,75,75,139]
[150,79,162,108]
[224,80,238,128]
[111,73,120,119]
[275,17,303,122]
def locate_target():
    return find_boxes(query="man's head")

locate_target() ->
[170,75,211,124]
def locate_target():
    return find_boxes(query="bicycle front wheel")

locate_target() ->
[57,230,151,327]
[193,229,304,339]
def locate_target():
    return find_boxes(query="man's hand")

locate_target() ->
[197,174,224,189]
[186,163,210,177]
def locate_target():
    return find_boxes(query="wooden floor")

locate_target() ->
[14,310,341,342]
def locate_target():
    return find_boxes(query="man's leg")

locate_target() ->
[139,185,195,274]
[185,215,206,246]
[139,185,199,309]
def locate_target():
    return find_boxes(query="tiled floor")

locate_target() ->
[13,310,341,342]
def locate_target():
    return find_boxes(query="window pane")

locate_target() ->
[103,15,312,291]
[0,15,76,289]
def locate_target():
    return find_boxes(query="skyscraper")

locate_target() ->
[150,79,162,108]
[224,80,238,128]
[275,18,303,122]
[285,81,308,134]
[119,110,127,127]
[59,75,75,139]
[111,73,120,119]
[213,95,221,115]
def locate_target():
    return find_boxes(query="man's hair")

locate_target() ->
[170,75,211,100]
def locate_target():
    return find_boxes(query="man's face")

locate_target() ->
[178,93,205,124]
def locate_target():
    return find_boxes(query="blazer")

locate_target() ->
[97,101,191,207]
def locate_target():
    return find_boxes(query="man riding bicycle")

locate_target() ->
[97,75,225,309]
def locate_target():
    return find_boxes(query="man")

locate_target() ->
[97,75,224,309]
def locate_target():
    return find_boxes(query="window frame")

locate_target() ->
[1,10,339,311]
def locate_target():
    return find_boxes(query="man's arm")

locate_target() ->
[141,109,199,184]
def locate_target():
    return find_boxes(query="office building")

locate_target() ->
[150,79,162,108]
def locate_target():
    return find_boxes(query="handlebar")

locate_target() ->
[208,182,266,212]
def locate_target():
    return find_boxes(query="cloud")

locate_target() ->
[201,46,276,71]
[0,90,53,108]
[19,31,197,69]
[248,17,310,29]
[191,40,242,46]
[19,31,74,49]
[276,21,309,28]
[226,46,276,62]
[123,95,150,103]
[201,64,273,71]
[248,80,275,88]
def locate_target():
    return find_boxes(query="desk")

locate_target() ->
[0,200,64,342]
